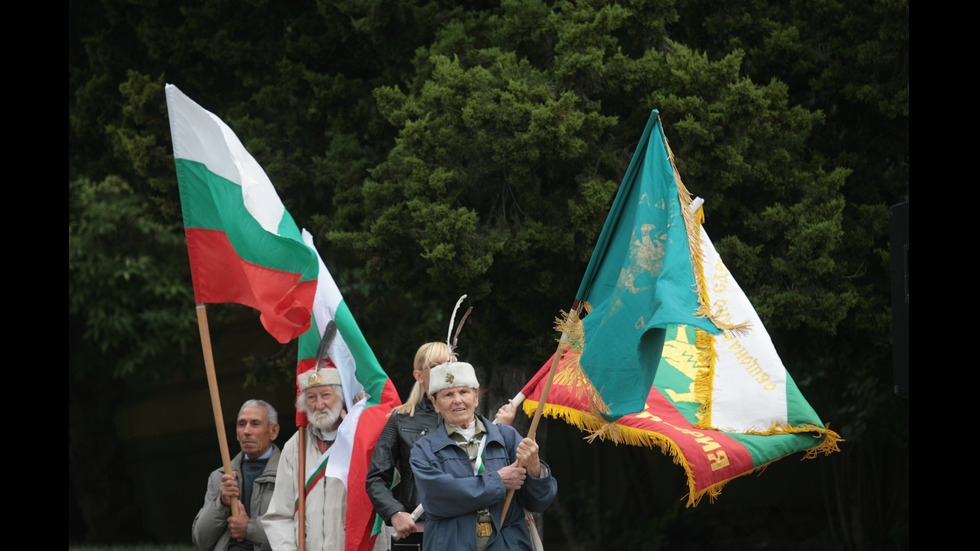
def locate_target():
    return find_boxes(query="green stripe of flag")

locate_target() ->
[175,158,317,282]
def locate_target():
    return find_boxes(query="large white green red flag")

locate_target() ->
[166,84,400,550]
[166,84,317,343]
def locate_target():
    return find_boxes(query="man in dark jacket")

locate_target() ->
[192,399,281,551]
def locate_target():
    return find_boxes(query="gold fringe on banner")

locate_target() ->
[519,396,731,506]
[663,133,748,335]
[532,308,843,506]
[522,396,843,506]
[693,327,717,426]
[553,306,611,419]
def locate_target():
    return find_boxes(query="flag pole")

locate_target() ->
[195,304,240,518]
[296,319,336,551]
[500,300,580,520]
[298,428,306,551]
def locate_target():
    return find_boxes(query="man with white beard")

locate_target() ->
[262,362,382,551]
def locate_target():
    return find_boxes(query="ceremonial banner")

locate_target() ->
[573,110,722,421]
[166,84,317,343]
[520,110,840,503]
[522,223,840,505]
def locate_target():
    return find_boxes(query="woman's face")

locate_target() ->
[414,354,447,393]
[434,386,479,426]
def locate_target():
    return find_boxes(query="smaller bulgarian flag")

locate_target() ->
[166,84,317,343]
[295,230,402,551]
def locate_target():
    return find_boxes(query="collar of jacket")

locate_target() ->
[417,396,436,414]
[427,414,503,455]
[227,443,281,484]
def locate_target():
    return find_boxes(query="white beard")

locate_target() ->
[309,400,343,431]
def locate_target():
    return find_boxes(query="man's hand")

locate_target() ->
[516,438,541,478]
[219,472,240,506]
[226,500,249,541]
[390,511,416,539]
[494,400,517,426]
[497,461,527,490]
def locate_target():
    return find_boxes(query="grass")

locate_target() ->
[69,546,198,551]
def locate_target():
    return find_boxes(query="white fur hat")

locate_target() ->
[297,360,341,393]
[428,361,480,396]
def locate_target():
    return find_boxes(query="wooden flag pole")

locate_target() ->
[500,300,580,520]
[298,428,306,551]
[195,304,240,518]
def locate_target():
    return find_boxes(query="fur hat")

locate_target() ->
[297,359,341,393]
[428,361,480,396]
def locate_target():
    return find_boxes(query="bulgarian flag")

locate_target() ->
[166,84,317,343]
[166,84,400,550]
[295,231,402,551]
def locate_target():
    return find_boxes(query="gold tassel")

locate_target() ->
[523,399,843,507]
[693,328,717,427]
[554,306,613,417]
[663,130,749,334]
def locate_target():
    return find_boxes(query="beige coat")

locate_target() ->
[261,427,388,551]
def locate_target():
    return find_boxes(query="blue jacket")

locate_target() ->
[410,414,557,551]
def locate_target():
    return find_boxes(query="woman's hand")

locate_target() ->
[516,438,541,478]
[390,511,416,538]
[497,461,527,490]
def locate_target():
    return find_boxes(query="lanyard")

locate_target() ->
[470,433,489,475]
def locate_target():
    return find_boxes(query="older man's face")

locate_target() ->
[237,405,280,459]
[306,385,343,431]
